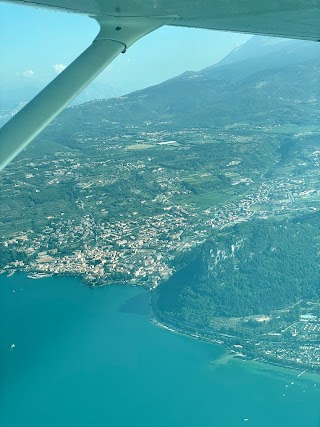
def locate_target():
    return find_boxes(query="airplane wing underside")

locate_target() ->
[6,0,320,41]
[1,0,320,171]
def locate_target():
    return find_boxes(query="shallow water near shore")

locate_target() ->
[1,273,320,427]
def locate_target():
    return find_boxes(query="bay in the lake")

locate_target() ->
[1,274,320,427]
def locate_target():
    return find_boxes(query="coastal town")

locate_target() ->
[2,123,320,372]
[1,172,319,288]
[1,123,320,286]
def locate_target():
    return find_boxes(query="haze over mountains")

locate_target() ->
[3,35,319,131]
[51,35,320,135]
[0,82,123,127]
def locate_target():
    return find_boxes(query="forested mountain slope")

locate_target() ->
[43,37,320,137]
[157,212,320,324]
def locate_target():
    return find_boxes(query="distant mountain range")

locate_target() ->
[50,35,320,134]
[3,36,320,132]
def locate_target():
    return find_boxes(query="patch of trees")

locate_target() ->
[0,245,28,269]
[157,212,320,327]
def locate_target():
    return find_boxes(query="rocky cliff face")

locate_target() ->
[157,213,320,323]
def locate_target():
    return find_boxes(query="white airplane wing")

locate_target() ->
[7,0,320,41]
[1,0,320,170]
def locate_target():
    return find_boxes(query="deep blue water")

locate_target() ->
[1,274,320,427]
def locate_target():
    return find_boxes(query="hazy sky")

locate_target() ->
[1,2,251,95]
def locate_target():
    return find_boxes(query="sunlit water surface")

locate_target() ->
[1,274,320,426]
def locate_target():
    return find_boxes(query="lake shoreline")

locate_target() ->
[151,312,320,380]
[4,270,320,379]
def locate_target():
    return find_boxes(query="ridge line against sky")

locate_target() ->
[1,2,251,99]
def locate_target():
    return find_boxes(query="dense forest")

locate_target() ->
[157,212,320,326]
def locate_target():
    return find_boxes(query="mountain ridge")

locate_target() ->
[45,36,320,138]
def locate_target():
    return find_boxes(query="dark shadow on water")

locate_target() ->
[119,290,151,315]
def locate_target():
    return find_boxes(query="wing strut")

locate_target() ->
[0,16,173,171]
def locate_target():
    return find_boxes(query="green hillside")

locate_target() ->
[157,212,320,324]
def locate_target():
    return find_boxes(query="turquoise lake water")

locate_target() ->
[1,274,320,427]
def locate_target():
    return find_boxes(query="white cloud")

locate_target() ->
[16,69,35,78]
[53,64,66,74]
